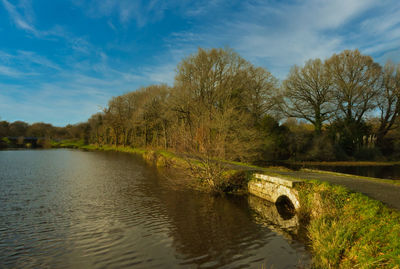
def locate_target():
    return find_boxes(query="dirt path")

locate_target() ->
[266,169,400,210]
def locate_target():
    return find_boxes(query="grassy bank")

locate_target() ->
[54,142,400,267]
[296,181,400,268]
[54,141,250,192]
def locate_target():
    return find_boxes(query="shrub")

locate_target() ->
[354,147,383,161]
[305,135,336,161]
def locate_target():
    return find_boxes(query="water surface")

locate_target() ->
[0,149,309,268]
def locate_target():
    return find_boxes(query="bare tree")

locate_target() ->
[104,96,127,146]
[168,48,266,188]
[281,58,335,134]
[171,48,263,161]
[375,61,400,146]
[241,66,279,125]
[88,113,105,145]
[326,49,381,123]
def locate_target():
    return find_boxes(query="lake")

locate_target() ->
[0,149,310,268]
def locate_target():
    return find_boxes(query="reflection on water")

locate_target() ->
[248,195,299,240]
[0,149,310,268]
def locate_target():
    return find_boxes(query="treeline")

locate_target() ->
[0,120,89,148]
[82,48,400,162]
[1,48,400,161]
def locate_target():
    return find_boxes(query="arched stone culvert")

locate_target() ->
[275,195,296,220]
[248,173,303,212]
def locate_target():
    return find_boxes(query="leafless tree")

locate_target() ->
[281,58,335,134]
[326,49,381,123]
[375,61,400,145]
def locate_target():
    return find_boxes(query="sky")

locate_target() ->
[1,0,400,126]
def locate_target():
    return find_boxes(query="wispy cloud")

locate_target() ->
[359,2,400,62]
[361,2,400,34]
[17,51,61,70]
[0,50,61,78]
[162,0,396,78]
[0,84,106,125]
[1,1,93,55]
[1,0,400,126]
[0,65,36,77]
[1,0,38,36]
[182,0,227,17]
[74,0,170,27]
[141,64,176,85]
[0,66,142,125]
[227,0,379,76]
[0,48,147,124]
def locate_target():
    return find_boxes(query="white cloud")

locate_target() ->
[358,2,400,62]
[76,0,169,28]
[0,50,61,78]
[161,0,399,78]
[141,64,176,85]
[1,0,39,36]
[183,0,226,17]
[1,1,94,55]
[361,2,400,34]
[0,65,37,77]
[2,0,400,125]
[17,51,61,70]
[0,67,137,125]
[227,0,379,77]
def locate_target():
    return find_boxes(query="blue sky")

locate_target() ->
[1,0,400,126]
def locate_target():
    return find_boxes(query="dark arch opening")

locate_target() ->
[275,195,296,220]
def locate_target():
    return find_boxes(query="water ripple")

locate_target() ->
[0,149,310,268]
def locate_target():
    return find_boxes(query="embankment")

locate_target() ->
[295,180,400,268]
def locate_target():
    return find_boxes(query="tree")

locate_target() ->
[169,48,267,188]
[0,121,10,137]
[137,84,170,148]
[258,115,290,161]
[326,49,381,154]
[375,61,400,147]
[171,47,263,162]
[281,58,335,134]
[240,66,279,126]
[104,95,128,146]
[9,121,29,137]
[26,122,54,138]
[88,113,105,145]
[326,49,381,123]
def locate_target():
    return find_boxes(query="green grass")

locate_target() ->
[61,143,188,168]
[297,180,400,268]
[51,139,86,148]
[1,137,11,144]
[225,159,261,169]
